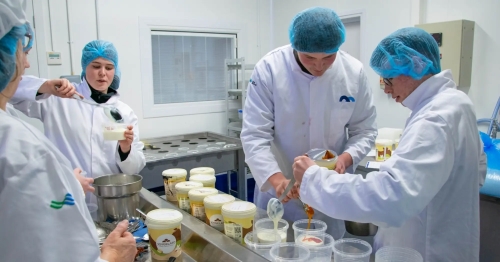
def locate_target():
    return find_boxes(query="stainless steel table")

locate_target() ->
[139,132,249,200]
[137,188,376,261]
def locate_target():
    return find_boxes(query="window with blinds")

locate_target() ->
[151,31,236,104]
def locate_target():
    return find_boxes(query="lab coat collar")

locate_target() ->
[79,78,120,105]
[402,69,456,111]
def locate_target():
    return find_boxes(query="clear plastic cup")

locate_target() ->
[244,231,281,260]
[255,218,289,242]
[102,123,128,141]
[295,233,334,262]
[270,243,310,262]
[332,238,372,262]
[375,246,423,262]
[292,219,327,241]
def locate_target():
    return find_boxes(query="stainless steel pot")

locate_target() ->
[345,220,378,236]
[93,174,142,222]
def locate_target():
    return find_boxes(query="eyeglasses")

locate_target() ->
[383,78,393,86]
[22,23,34,52]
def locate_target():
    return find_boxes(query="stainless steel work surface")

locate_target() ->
[138,188,376,261]
[138,188,268,262]
[141,132,242,163]
[139,132,248,200]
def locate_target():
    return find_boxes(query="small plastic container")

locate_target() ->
[189,174,216,188]
[145,209,183,261]
[375,139,394,162]
[295,233,334,262]
[332,238,372,262]
[204,194,235,231]
[102,123,128,141]
[174,181,203,213]
[238,109,243,119]
[254,218,289,242]
[244,231,281,260]
[375,246,423,262]
[292,219,327,241]
[187,187,218,221]
[162,168,187,202]
[270,243,311,262]
[190,167,215,176]
[306,148,338,170]
[222,201,257,244]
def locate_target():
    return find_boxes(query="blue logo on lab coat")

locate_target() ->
[50,193,75,209]
[339,95,355,102]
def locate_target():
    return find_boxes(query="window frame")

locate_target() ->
[139,17,246,118]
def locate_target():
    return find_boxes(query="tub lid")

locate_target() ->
[146,208,183,225]
[175,181,203,193]
[190,167,215,176]
[189,174,216,183]
[162,168,187,178]
[188,187,219,201]
[222,201,256,218]
[204,194,235,209]
[376,139,394,146]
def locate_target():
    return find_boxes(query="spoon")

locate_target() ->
[71,94,124,123]
[55,86,124,123]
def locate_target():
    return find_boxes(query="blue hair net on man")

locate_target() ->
[289,7,346,54]
[370,27,441,80]
[81,40,121,90]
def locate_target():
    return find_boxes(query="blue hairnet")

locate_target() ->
[0,23,32,92]
[370,27,441,80]
[289,7,345,54]
[81,40,121,90]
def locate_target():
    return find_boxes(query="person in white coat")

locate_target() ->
[0,1,136,261]
[241,6,377,240]
[293,27,487,261]
[10,40,146,205]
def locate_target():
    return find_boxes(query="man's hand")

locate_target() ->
[293,156,316,184]
[334,152,353,174]
[118,125,134,154]
[39,78,83,99]
[268,172,299,203]
[100,220,137,262]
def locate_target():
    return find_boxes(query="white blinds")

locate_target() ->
[151,31,236,104]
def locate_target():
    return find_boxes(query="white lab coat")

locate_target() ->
[241,45,377,240]
[300,70,486,261]
[0,109,105,262]
[10,76,146,205]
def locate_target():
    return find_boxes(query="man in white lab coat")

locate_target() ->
[241,6,377,240]
[293,27,486,261]
[0,1,136,261]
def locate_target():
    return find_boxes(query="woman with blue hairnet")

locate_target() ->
[293,27,486,261]
[0,0,137,261]
[10,39,146,205]
[240,6,377,240]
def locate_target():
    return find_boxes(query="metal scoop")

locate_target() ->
[71,94,124,123]
[55,86,124,123]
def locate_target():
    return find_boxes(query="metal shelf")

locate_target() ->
[225,57,254,138]
[227,125,242,132]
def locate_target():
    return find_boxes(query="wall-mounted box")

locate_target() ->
[416,20,475,93]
